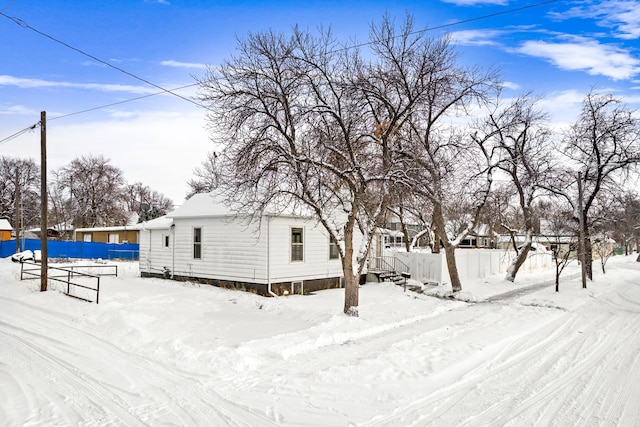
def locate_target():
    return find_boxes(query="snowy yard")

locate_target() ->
[1,256,639,426]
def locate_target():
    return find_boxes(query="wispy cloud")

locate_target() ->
[0,104,39,116]
[518,37,640,80]
[145,0,170,5]
[553,1,640,40]
[501,81,520,90]
[161,60,207,70]
[0,75,156,94]
[450,29,503,46]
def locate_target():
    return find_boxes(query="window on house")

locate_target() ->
[163,235,170,248]
[108,233,119,244]
[291,227,304,262]
[329,240,339,260]
[83,234,92,242]
[193,227,202,259]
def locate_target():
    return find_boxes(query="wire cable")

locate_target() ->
[335,0,560,53]
[0,11,206,110]
[0,0,561,145]
[49,82,199,121]
[0,82,198,144]
[0,0,16,13]
[0,123,38,145]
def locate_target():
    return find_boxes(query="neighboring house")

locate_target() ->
[26,222,75,240]
[0,218,13,241]
[458,224,498,249]
[75,224,142,244]
[592,235,617,259]
[139,193,347,296]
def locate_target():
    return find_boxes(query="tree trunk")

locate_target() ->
[342,222,359,317]
[432,235,441,254]
[584,236,593,280]
[402,222,411,252]
[444,244,462,292]
[505,243,531,282]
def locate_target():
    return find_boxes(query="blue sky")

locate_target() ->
[1,0,639,203]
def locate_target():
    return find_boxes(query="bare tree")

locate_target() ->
[186,151,220,199]
[539,201,578,291]
[124,182,174,221]
[54,155,127,228]
[48,168,74,240]
[593,235,615,274]
[197,16,459,315]
[478,94,555,281]
[604,191,640,255]
[545,90,640,280]
[398,46,500,292]
[0,156,40,237]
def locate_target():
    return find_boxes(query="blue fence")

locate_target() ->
[0,239,139,260]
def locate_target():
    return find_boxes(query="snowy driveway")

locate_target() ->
[1,258,639,426]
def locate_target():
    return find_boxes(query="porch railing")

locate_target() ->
[368,255,410,276]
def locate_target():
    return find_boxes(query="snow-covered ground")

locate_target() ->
[1,255,639,426]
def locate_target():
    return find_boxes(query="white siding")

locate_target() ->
[267,217,343,282]
[139,228,173,276]
[171,217,269,283]
[141,210,362,285]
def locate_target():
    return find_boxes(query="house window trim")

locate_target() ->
[193,227,202,260]
[291,226,304,263]
[329,239,340,260]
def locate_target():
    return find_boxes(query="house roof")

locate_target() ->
[74,224,143,233]
[0,218,12,231]
[141,215,173,230]
[168,192,314,219]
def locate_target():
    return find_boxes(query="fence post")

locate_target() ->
[67,270,71,295]
[96,277,100,304]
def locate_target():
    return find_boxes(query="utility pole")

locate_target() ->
[40,111,48,292]
[15,167,20,254]
[577,172,587,289]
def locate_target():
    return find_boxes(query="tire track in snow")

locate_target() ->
[213,299,559,425]
[0,296,278,426]
[365,278,640,426]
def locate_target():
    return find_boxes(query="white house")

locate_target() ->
[139,193,347,296]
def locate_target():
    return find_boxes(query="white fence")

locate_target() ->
[391,249,553,285]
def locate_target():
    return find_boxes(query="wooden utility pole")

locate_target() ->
[40,111,48,292]
[15,167,20,254]
[577,172,587,289]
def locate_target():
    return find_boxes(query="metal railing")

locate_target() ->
[368,255,410,275]
[19,262,116,304]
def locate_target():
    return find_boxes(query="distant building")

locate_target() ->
[0,218,13,241]
[74,224,142,244]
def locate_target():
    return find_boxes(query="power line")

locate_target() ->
[0,11,206,110]
[0,0,16,13]
[0,123,38,145]
[49,82,199,121]
[0,0,560,145]
[0,82,198,145]
[336,0,560,53]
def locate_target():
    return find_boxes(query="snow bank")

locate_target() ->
[1,256,639,425]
